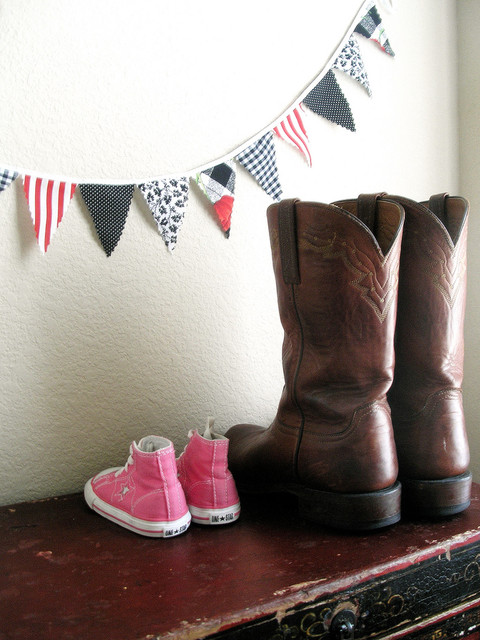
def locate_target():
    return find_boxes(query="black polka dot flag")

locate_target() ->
[80,184,135,256]
[303,70,355,132]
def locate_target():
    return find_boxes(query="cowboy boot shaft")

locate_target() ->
[227,199,404,505]
[277,201,402,429]
[270,201,403,491]
[390,197,467,411]
[386,195,470,484]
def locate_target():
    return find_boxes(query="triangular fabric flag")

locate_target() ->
[273,104,312,167]
[139,177,189,251]
[80,184,134,256]
[236,132,282,201]
[303,69,356,132]
[196,161,236,236]
[333,35,372,96]
[354,2,395,56]
[0,168,18,193]
[23,176,76,253]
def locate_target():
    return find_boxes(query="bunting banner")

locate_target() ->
[0,0,395,256]
[0,168,18,193]
[80,184,135,256]
[196,161,236,237]
[333,36,371,96]
[354,1,395,56]
[23,176,76,253]
[303,69,356,132]
[139,177,189,251]
[273,105,312,167]
[236,132,283,201]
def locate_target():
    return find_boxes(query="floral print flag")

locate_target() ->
[139,177,189,251]
[333,36,371,96]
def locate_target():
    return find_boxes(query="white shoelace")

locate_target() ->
[115,444,134,477]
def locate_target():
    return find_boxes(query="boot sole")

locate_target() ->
[292,482,401,531]
[237,481,401,531]
[401,471,472,518]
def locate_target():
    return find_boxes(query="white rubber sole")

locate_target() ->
[84,480,191,538]
[189,502,241,525]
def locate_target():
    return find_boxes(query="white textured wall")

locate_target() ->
[0,1,462,505]
[458,0,480,483]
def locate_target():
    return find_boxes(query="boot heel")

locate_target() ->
[295,482,401,531]
[402,472,472,518]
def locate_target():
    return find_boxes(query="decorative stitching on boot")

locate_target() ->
[394,387,463,424]
[301,401,385,441]
[412,234,466,309]
[301,229,399,323]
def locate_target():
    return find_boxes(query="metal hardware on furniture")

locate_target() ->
[330,609,356,640]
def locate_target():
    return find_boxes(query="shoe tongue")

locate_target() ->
[203,418,215,440]
[202,417,226,441]
[138,436,170,452]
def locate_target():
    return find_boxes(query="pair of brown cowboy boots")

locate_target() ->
[226,194,471,530]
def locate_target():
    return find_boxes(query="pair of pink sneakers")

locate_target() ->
[84,420,240,537]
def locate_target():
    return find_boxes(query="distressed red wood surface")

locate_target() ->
[2,486,480,639]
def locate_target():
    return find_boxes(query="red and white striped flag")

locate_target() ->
[273,105,312,167]
[23,176,77,253]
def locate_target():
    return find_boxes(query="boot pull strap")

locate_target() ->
[428,192,449,226]
[357,193,386,232]
[278,198,301,284]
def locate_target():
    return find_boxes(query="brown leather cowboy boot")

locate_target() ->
[226,197,404,530]
[386,194,471,517]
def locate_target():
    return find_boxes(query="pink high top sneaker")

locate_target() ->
[84,436,191,537]
[177,419,241,525]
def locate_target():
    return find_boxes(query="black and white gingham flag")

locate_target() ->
[0,168,18,193]
[236,132,282,202]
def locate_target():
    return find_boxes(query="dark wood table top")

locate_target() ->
[2,485,480,639]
